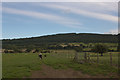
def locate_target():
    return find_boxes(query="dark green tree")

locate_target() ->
[118,33,120,51]
[117,44,120,52]
[91,44,108,56]
[4,49,8,53]
[74,46,83,52]
[34,48,41,53]
[14,49,23,53]
[25,48,32,53]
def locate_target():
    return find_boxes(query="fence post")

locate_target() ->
[110,53,112,66]
[73,52,79,62]
[67,53,68,58]
[97,53,99,64]
[68,50,69,59]
[88,52,90,63]
[70,55,72,59]
[84,52,87,62]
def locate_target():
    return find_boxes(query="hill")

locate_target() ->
[2,33,118,49]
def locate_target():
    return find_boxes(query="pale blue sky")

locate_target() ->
[2,2,118,39]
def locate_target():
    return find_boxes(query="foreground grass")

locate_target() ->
[3,52,118,78]
[89,52,118,66]
[43,53,118,78]
[52,51,118,66]
[2,53,42,78]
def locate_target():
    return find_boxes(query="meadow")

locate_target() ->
[2,53,42,78]
[2,50,119,78]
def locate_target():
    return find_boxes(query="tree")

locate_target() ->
[117,33,120,51]
[4,49,8,53]
[14,49,23,53]
[34,48,41,53]
[91,44,108,56]
[73,46,83,62]
[117,45,120,52]
[74,46,83,52]
[25,48,32,53]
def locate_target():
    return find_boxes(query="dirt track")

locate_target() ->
[30,64,110,78]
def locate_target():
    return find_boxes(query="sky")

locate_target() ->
[1,2,118,39]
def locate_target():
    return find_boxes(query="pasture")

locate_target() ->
[2,53,42,78]
[2,51,119,78]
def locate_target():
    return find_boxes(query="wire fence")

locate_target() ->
[51,50,118,67]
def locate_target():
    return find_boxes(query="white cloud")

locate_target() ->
[63,3,118,13]
[37,3,118,22]
[0,3,2,39]
[1,0,119,2]
[105,29,118,34]
[3,7,82,28]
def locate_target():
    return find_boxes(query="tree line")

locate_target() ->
[2,33,118,51]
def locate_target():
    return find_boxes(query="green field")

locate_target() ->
[2,53,42,78]
[2,51,118,78]
[51,50,118,66]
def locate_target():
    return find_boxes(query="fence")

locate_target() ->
[77,52,118,66]
[51,50,118,66]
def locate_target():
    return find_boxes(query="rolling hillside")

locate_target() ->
[2,33,118,49]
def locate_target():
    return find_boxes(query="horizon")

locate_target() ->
[2,32,118,40]
[2,2,118,39]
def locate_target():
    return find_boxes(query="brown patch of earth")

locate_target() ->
[30,64,115,78]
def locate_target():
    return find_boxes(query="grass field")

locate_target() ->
[2,53,42,78]
[51,50,118,66]
[2,51,119,78]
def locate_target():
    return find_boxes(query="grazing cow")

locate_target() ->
[39,53,42,59]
